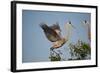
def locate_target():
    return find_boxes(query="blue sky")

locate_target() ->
[22,10,91,63]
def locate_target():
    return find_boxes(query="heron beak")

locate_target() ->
[70,23,76,29]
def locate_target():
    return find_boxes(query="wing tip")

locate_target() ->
[39,23,48,30]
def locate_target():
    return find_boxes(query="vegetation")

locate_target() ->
[68,40,91,60]
[49,55,61,61]
[49,49,61,61]
[49,40,91,61]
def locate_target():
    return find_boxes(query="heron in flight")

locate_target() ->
[40,22,74,50]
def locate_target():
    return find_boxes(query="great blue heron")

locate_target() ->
[40,21,75,50]
[40,22,67,49]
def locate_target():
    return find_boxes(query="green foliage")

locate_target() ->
[49,40,91,61]
[49,49,62,61]
[49,55,61,61]
[68,40,91,60]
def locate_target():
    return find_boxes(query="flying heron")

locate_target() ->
[40,22,67,50]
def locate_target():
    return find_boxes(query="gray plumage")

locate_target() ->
[40,23,61,42]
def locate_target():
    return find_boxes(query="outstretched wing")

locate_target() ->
[40,23,61,42]
[50,22,61,36]
[50,23,61,31]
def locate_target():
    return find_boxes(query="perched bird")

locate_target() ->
[40,23,67,49]
[64,21,75,41]
[82,20,91,41]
